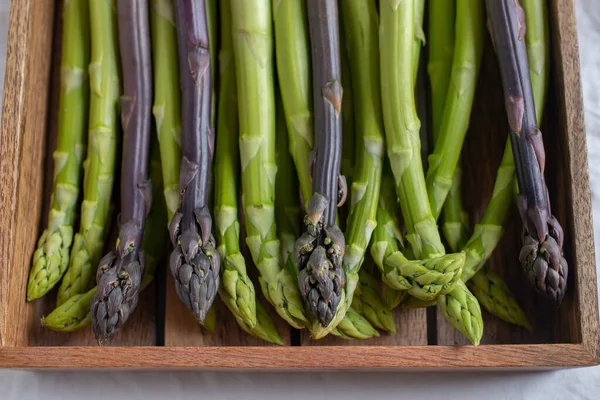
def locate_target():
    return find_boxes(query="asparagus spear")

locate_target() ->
[379,0,464,273]
[42,137,169,333]
[91,0,153,343]
[53,0,120,305]
[427,0,455,141]
[214,0,258,329]
[28,0,91,301]
[438,280,484,345]
[169,0,220,323]
[231,0,307,328]
[296,0,347,330]
[272,0,313,209]
[412,0,426,85]
[331,307,380,340]
[351,267,396,333]
[150,0,182,223]
[425,0,485,221]
[371,169,463,299]
[486,0,567,302]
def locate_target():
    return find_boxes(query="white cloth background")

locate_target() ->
[1,1,600,399]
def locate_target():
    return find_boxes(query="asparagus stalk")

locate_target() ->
[438,280,484,345]
[28,0,91,301]
[331,307,380,340]
[351,267,396,333]
[379,0,464,273]
[169,0,220,323]
[486,0,567,302]
[214,0,258,330]
[53,0,120,305]
[425,0,485,221]
[294,0,347,330]
[371,169,463,299]
[427,0,455,141]
[42,137,169,333]
[272,0,313,208]
[91,0,153,342]
[231,0,307,328]
[412,0,426,85]
[150,0,182,222]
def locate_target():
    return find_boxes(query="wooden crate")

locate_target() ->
[0,0,598,369]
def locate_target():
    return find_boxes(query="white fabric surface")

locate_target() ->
[1,0,600,398]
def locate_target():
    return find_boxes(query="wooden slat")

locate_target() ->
[0,344,596,369]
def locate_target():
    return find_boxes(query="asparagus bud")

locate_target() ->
[91,0,153,342]
[296,0,346,327]
[486,0,567,303]
[168,0,220,323]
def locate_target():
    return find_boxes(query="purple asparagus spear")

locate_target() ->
[295,0,347,327]
[486,0,568,303]
[91,0,153,342]
[168,0,220,323]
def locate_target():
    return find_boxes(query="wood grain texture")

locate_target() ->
[0,344,596,369]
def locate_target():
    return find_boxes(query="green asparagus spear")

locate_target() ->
[438,280,483,345]
[28,0,91,302]
[467,266,531,329]
[340,34,355,186]
[272,0,313,209]
[55,0,121,306]
[42,138,168,333]
[275,97,302,266]
[331,307,380,340]
[521,0,550,122]
[412,0,426,85]
[425,0,485,221]
[427,0,455,141]
[234,300,283,345]
[352,267,396,333]
[150,0,182,222]
[231,0,307,329]
[379,0,464,281]
[214,0,258,329]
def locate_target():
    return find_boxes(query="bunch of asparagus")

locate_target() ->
[30,0,567,346]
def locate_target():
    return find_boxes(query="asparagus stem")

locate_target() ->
[28,0,91,302]
[521,0,550,122]
[486,0,567,302]
[467,266,531,329]
[438,280,483,345]
[296,0,346,329]
[425,0,485,221]
[379,0,465,275]
[427,0,456,141]
[214,0,258,330]
[371,169,463,299]
[91,0,153,343]
[272,0,313,208]
[150,0,182,223]
[426,1,527,328]
[169,0,220,323]
[351,267,396,333]
[53,0,120,305]
[412,0,426,85]
[331,307,380,340]
[303,0,386,338]
[340,21,355,185]
[42,138,169,333]
[231,0,307,329]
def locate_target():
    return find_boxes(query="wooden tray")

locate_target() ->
[0,0,598,370]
